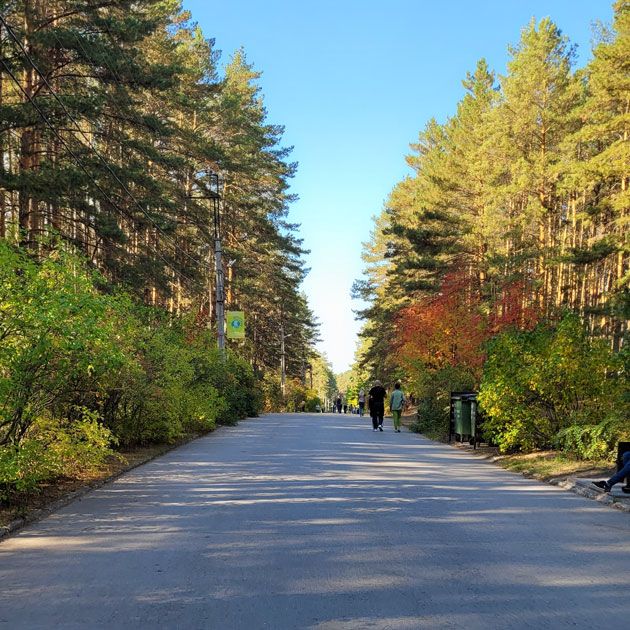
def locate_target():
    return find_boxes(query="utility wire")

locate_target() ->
[0,51,205,292]
[62,25,216,242]
[0,14,213,272]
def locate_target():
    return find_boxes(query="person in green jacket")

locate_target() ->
[389,382,406,432]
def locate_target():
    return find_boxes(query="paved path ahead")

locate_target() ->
[2,413,630,629]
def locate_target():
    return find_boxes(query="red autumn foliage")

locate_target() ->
[394,271,486,380]
[394,268,542,383]
[487,278,542,335]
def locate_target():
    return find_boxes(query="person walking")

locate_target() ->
[336,395,342,414]
[390,382,406,432]
[368,380,387,431]
[357,390,365,417]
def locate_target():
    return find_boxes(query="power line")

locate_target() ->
[0,14,213,272]
[62,25,217,244]
[0,52,205,292]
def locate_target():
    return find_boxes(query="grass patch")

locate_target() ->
[494,450,614,481]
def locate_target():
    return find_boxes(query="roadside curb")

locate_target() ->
[551,478,630,513]
[446,439,630,513]
[0,432,203,543]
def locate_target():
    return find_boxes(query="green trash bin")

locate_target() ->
[453,397,472,437]
[450,392,480,445]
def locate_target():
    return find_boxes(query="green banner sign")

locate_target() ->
[227,311,245,339]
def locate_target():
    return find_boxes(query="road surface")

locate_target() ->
[2,412,630,629]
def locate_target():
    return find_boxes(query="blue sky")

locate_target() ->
[182,0,614,373]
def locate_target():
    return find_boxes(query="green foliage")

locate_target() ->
[310,353,337,403]
[479,314,623,452]
[104,322,225,444]
[304,392,322,412]
[32,409,119,478]
[0,409,118,500]
[0,241,129,446]
[211,353,261,426]
[0,242,263,493]
[284,378,307,412]
[555,418,630,460]
[261,374,284,412]
[409,398,449,440]
[100,316,262,442]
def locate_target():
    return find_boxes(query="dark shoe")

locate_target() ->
[622,485,630,494]
[593,480,612,493]
[379,425,383,431]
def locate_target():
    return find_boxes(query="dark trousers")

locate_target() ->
[371,403,384,429]
[609,451,630,487]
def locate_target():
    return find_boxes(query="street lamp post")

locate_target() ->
[187,172,225,361]
[208,173,225,360]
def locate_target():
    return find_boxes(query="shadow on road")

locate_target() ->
[1,413,629,629]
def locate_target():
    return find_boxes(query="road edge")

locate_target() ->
[0,431,205,542]
[445,438,630,514]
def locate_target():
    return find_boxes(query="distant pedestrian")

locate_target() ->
[358,390,365,417]
[343,403,347,414]
[336,396,342,413]
[368,380,387,431]
[390,382,406,433]
[593,452,630,493]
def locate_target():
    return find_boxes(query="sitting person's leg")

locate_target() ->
[593,451,630,492]
[608,451,630,487]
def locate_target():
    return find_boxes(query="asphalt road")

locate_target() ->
[2,412,630,629]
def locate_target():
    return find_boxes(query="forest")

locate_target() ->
[0,0,336,497]
[5,0,630,501]
[352,1,630,457]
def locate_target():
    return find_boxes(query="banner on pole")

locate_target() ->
[226,311,245,339]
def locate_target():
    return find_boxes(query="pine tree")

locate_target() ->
[568,0,630,344]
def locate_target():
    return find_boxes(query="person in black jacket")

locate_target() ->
[368,380,387,431]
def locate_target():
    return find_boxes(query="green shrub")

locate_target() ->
[102,320,226,443]
[0,241,130,446]
[479,314,623,453]
[305,392,322,412]
[0,409,118,500]
[555,418,630,460]
[409,398,449,439]
[261,374,284,412]
[213,353,260,425]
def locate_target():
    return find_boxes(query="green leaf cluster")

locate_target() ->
[0,240,261,494]
[356,2,630,456]
[478,314,623,452]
